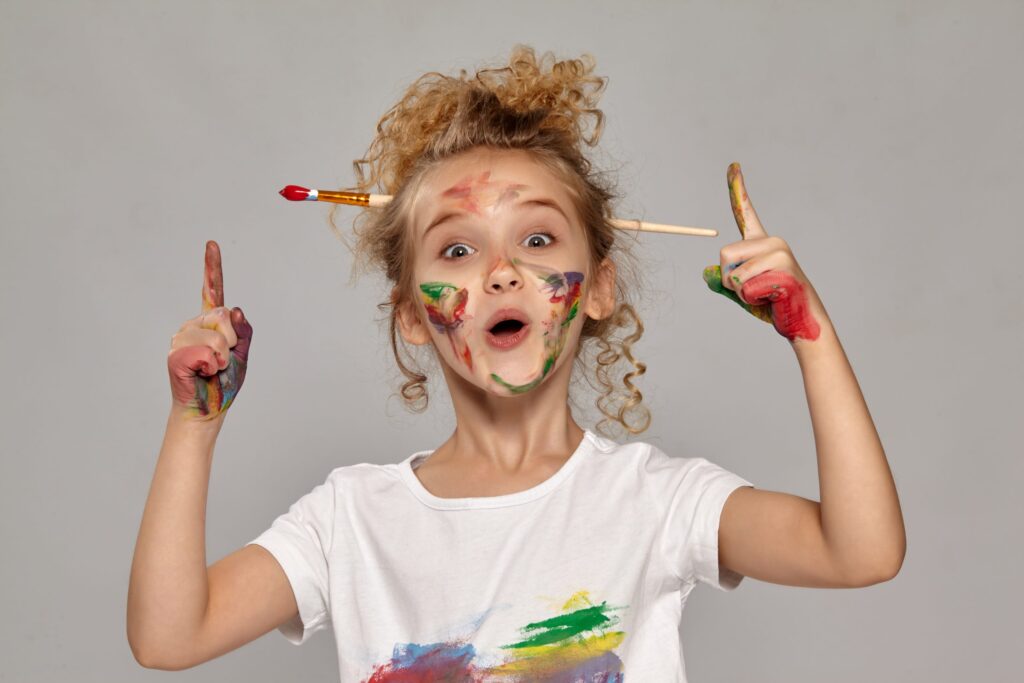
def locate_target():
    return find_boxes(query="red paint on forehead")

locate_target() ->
[438,174,489,200]
[439,171,530,216]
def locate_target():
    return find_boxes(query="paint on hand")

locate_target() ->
[188,326,250,417]
[441,171,529,215]
[169,240,252,421]
[702,265,820,342]
[419,281,474,370]
[727,162,754,239]
[490,259,583,393]
[703,264,773,323]
[361,590,627,680]
[201,241,224,314]
[705,164,820,342]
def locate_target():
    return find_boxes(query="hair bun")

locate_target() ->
[351,45,608,195]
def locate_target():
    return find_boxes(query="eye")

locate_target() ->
[523,232,554,248]
[441,242,476,259]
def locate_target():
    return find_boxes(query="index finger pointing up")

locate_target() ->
[202,240,224,312]
[727,162,768,239]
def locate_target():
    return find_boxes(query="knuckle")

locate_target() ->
[211,332,229,353]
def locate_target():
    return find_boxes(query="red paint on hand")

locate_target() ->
[740,271,821,342]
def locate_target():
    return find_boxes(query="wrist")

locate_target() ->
[791,317,843,365]
[167,403,226,438]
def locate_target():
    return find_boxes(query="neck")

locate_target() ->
[434,357,585,471]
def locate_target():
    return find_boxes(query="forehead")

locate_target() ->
[411,149,575,228]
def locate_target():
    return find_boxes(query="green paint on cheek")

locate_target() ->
[562,300,578,327]
[418,280,473,370]
[420,281,459,301]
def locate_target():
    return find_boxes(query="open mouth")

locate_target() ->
[490,318,525,336]
[485,310,531,349]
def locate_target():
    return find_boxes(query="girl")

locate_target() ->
[128,46,906,681]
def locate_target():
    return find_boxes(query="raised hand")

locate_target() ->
[167,240,253,420]
[702,163,822,343]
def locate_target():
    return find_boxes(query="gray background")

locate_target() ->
[2,0,1020,680]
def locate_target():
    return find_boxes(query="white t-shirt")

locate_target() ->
[247,430,754,682]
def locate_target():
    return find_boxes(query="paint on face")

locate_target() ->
[489,258,584,394]
[419,281,473,370]
[440,171,529,215]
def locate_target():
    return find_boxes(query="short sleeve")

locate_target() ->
[653,451,755,592]
[245,473,337,645]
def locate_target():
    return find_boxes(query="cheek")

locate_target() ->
[417,281,471,333]
[416,281,476,371]
[539,273,584,343]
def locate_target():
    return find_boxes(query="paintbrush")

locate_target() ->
[278,185,718,237]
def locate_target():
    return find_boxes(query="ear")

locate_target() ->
[394,286,432,345]
[582,257,616,320]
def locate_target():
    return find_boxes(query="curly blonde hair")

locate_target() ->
[327,45,651,437]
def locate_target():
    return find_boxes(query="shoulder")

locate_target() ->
[281,456,411,510]
[581,432,704,487]
[322,458,409,493]
[588,434,749,499]
[585,432,716,476]
[578,431,654,482]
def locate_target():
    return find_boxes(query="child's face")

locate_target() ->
[402,148,605,397]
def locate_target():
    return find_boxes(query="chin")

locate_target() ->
[480,332,546,390]
[488,374,543,396]
[485,354,559,395]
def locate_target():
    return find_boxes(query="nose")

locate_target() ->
[485,259,523,294]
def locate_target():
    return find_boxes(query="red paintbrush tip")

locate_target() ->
[279,184,312,201]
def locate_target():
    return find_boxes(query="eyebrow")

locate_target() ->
[421,198,572,240]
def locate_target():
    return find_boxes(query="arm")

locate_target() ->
[128,240,293,668]
[127,407,300,670]
[718,315,906,588]
[792,315,906,582]
[127,406,221,666]
[710,163,905,588]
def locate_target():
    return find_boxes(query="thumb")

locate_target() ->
[230,307,253,362]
